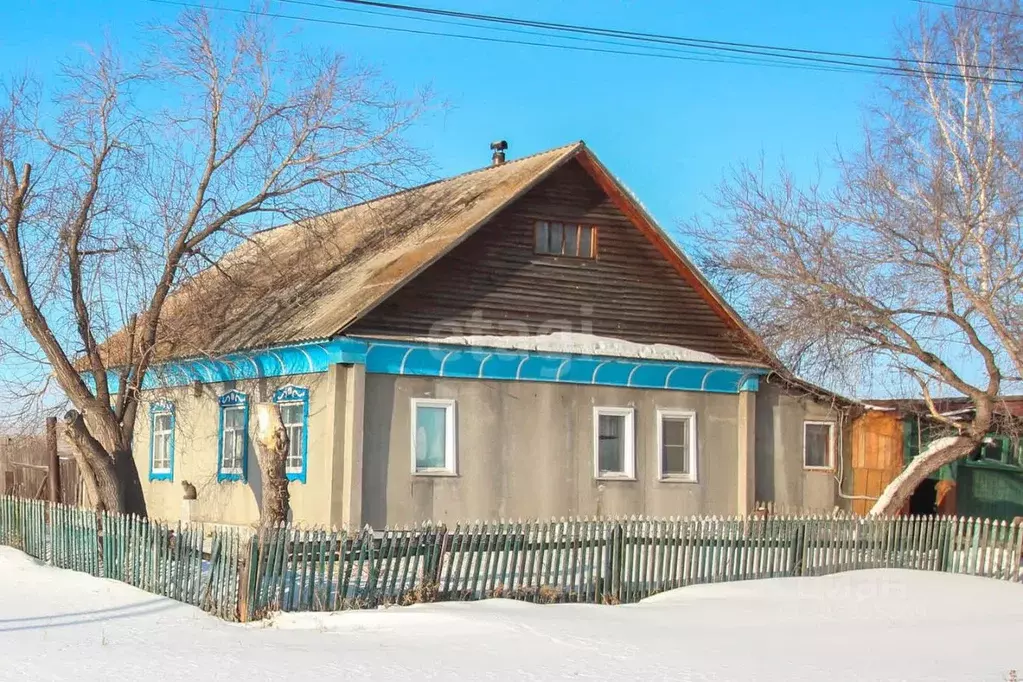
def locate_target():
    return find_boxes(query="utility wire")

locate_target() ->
[149,0,900,76]
[148,0,1023,84]
[911,0,1023,18]
[330,0,1023,75]
[275,0,897,75]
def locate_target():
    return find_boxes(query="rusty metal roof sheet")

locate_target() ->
[100,142,583,365]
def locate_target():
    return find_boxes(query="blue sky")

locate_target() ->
[0,0,938,404]
[2,0,921,235]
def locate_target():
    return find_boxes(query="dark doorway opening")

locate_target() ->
[909,479,938,515]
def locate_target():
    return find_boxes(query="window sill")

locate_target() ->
[412,470,458,478]
[595,474,636,482]
[217,472,246,483]
[658,476,698,484]
[285,472,306,484]
[149,472,173,482]
[803,466,833,473]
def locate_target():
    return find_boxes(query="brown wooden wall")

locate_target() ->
[849,411,904,515]
[350,159,752,362]
[0,435,80,504]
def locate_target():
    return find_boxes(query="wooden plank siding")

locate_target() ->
[350,159,755,363]
[849,411,904,516]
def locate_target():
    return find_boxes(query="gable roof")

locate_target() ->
[98,142,769,367]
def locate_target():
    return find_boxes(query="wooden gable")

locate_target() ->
[348,158,757,363]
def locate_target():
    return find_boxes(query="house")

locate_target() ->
[96,141,848,527]
[851,397,1023,519]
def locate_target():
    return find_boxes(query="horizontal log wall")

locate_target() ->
[351,160,752,362]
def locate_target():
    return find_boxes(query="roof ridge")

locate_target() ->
[253,141,584,236]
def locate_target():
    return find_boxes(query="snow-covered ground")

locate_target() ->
[1,546,1021,681]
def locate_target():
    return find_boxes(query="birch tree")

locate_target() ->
[0,9,426,515]
[688,1,1023,515]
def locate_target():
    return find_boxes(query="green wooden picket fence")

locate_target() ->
[1,496,244,619]
[2,495,1021,622]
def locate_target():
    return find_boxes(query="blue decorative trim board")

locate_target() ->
[100,338,367,393]
[98,337,767,395]
[361,341,765,394]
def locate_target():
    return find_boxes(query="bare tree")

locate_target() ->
[0,9,427,515]
[687,2,1023,515]
[253,403,290,528]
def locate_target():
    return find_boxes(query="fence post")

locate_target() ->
[791,519,806,577]
[426,524,447,589]
[46,417,61,504]
[607,521,624,602]
[237,534,255,622]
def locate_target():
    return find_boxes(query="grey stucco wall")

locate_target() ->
[361,375,742,527]
[754,380,844,511]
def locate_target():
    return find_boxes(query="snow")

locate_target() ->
[418,331,728,364]
[2,546,1022,681]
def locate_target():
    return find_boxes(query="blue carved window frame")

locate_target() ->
[273,385,309,484]
[217,391,249,482]
[148,399,175,482]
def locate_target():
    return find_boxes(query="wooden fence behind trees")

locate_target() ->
[0,435,80,504]
[1,496,1021,622]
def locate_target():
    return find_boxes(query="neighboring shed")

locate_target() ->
[852,397,1023,519]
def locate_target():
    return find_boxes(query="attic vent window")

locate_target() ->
[534,221,596,258]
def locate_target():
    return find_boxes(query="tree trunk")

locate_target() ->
[63,410,122,512]
[254,403,290,528]
[869,435,978,516]
[113,445,148,518]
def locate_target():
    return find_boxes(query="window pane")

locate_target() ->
[155,414,172,433]
[661,417,690,475]
[549,222,564,255]
[233,428,245,463]
[805,423,831,467]
[222,430,235,468]
[564,224,579,257]
[280,404,303,427]
[153,432,169,470]
[579,226,593,258]
[415,405,448,470]
[287,424,303,470]
[534,221,549,253]
[225,407,243,429]
[598,414,624,473]
[982,437,1004,462]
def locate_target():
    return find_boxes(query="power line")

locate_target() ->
[145,0,857,73]
[147,0,1023,84]
[274,0,894,75]
[148,0,896,77]
[911,0,1023,18]
[330,0,1023,76]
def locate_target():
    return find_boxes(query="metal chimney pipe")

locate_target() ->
[490,140,508,166]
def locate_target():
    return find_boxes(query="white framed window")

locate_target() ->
[149,400,175,481]
[593,407,635,480]
[281,404,304,471]
[657,409,697,482]
[273,385,309,483]
[803,421,835,470]
[218,391,249,481]
[411,398,457,475]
